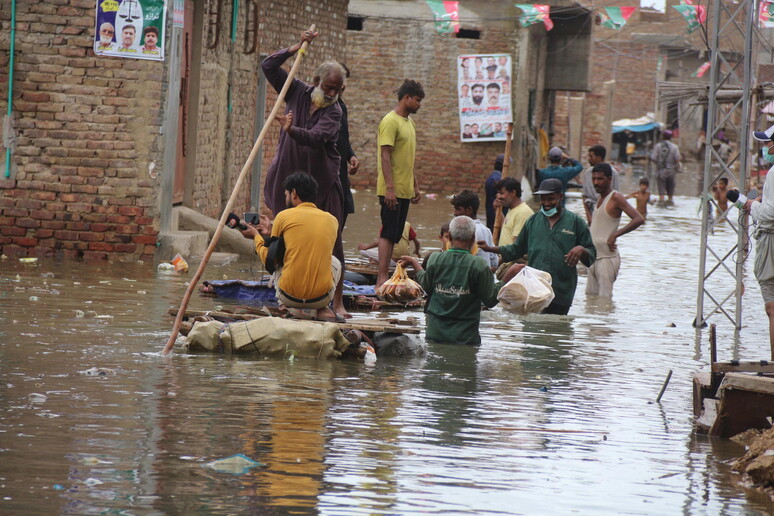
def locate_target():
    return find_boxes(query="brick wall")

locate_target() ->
[344,13,525,197]
[0,0,348,259]
[0,0,164,260]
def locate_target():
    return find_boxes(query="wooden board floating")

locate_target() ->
[168,308,421,335]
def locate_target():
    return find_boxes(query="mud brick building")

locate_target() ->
[0,0,348,260]
[552,0,744,161]
[345,0,593,196]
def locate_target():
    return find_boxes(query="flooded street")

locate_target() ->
[3,169,774,514]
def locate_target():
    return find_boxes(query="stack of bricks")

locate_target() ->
[0,0,164,260]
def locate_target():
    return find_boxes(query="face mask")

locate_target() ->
[764,146,774,164]
[541,206,558,217]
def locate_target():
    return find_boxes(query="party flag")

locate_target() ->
[673,1,706,33]
[515,4,553,31]
[692,61,711,77]
[598,6,636,30]
[426,0,460,34]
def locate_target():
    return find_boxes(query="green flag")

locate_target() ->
[426,0,459,34]
[599,6,636,30]
[673,4,705,33]
[515,4,553,30]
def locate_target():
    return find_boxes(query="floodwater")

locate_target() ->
[2,168,774,514]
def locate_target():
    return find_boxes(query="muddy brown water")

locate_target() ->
[2,170,774,514]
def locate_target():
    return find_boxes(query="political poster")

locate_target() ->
[94,0,167,61]
[458,54,512,142]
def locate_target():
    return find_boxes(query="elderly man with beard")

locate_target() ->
[262,30,350,317]
[95,22,117,53]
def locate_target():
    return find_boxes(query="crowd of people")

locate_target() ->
[236,30,773,352]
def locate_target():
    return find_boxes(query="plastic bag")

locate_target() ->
[497,265,554,314]
[375,263,425,304]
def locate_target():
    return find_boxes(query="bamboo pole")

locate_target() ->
[161,25,316,355]
[492,122,514,244]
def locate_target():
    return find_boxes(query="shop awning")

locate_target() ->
[612,114,662,133]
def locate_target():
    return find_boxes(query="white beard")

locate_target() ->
[311,86,337,108]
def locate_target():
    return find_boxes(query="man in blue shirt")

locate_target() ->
[537,146,583,206]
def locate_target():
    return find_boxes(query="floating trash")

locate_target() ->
[204,454,264,475]
[19,257,38,264]
[79,367,117,377]
[81,457,112,465]
[75,310,85,318]
[52,484,65,491]
[29,393,47,403]
[29,296,39,302]
[157,263,175,271]
[84,478,103,487]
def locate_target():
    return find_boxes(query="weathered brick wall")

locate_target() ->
[345,15,523,197]
[190,0,349,219]
[0,0,165,260]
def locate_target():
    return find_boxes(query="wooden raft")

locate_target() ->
[168,308,421,334]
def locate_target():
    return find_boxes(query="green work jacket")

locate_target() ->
[500,210,596,308]
[416,249,504,345]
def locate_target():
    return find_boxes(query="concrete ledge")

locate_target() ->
[156,230,209,262]
[174,206,255,256]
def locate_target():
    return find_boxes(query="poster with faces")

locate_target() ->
[94,0,166,61]
[458,54,513,142]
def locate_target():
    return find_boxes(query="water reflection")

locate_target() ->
[2,182,774,514]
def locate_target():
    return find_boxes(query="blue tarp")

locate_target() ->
[612,122,659,134]
[203,280,375,304]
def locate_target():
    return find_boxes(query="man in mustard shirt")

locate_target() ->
[241,173,341,321]
[376,79,425,288]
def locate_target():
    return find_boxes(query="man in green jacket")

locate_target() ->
[400,216,503,345]
[479,178,596,315]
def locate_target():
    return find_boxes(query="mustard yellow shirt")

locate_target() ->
[377,111,416,199]
[254,202,338,299]
[498,202,534,247]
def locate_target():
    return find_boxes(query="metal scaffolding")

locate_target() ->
[695,0,764,330]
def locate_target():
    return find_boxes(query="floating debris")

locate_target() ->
[79,367,117,377]
[19,257,38,264]
[204,454,264,475]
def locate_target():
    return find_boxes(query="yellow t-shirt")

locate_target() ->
[254,202,339,299]
[377,111,416,199]
[498,202,534,246]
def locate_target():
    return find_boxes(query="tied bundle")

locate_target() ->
[375,263,425,304]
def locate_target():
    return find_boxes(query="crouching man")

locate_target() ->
[400,216,504,345]
[241,172,341,321]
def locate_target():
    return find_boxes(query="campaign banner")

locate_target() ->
[94,0,167,61]
[457,54,513,142]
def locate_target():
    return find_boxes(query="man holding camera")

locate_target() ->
[240,172,341,321]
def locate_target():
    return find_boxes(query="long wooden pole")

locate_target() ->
[492,122,514,244]
[162,25,316,355]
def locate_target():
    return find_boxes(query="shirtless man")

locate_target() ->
[586,163,644,297]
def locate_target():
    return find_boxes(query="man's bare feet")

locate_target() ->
[333,304,352,319]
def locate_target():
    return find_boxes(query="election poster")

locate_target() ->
[94,0,167,61]
[458,54,512,142]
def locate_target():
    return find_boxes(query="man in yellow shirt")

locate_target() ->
[376,79,425,287]
[241,172,341,320]
[495,177,533,246]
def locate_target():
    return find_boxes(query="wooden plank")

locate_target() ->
[711,361,774,374]
[169,308,421,334]
[721,372,774,395]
